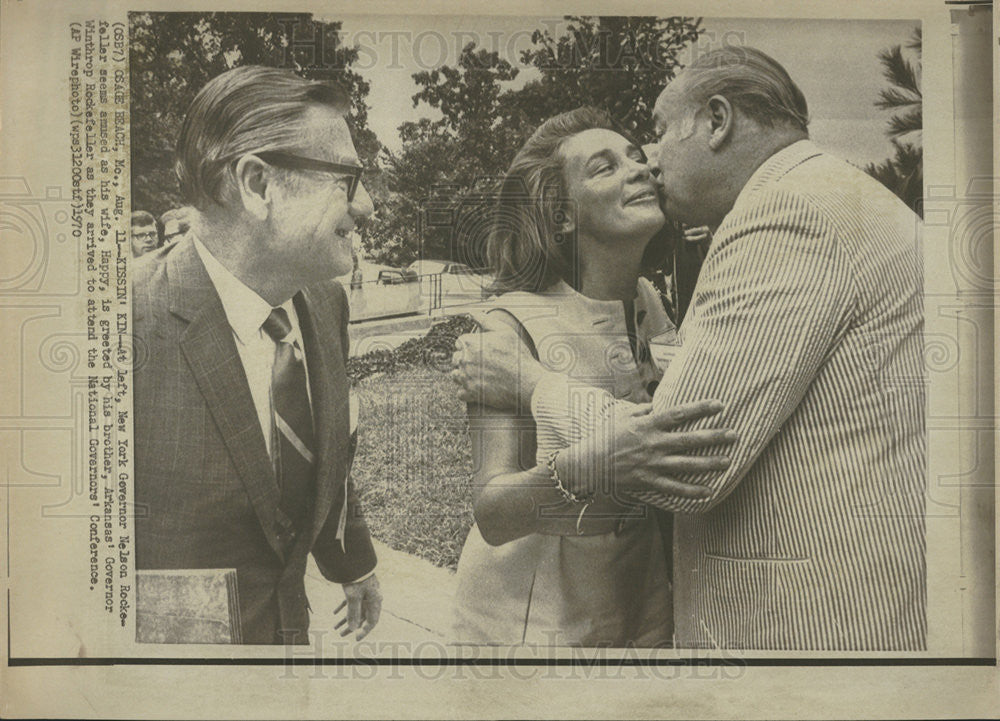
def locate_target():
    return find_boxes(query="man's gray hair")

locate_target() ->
[672,46,809,132]
[175,65,350,209]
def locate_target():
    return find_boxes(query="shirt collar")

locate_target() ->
[739,139,822,200]
[192,234,299,345]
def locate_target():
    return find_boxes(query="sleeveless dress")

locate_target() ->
[452,278,680,646]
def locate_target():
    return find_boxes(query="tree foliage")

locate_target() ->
[129,12,382,217]
[515,16,701,139]
[365,17,702,266]
[129,14,703,265]
[365,45,524,267]
[865,27,922,216]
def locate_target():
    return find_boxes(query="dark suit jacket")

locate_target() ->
[133,237,376,644]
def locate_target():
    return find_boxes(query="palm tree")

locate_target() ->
[866,28,923,216]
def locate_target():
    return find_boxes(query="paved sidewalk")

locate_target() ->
[347,314,432,351]
[304,540,457,647]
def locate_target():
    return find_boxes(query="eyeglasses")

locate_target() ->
[255,151,363,202]
[132,231,158,241]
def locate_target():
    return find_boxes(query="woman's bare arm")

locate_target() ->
[467,402,574,546]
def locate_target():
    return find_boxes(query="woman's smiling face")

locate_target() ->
[558,128,665,246]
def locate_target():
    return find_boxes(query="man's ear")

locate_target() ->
[234,154,270,221]
[705,95,734,151]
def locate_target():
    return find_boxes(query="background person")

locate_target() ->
[159,206,192,245]
[130,210,160,257]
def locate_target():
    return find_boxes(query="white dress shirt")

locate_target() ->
[193,236,312,457]
[193,237,373,584]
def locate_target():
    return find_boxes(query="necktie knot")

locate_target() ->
[263,307,292,343]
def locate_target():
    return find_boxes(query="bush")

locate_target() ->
[347,314,478,383]
[349,317,477,569]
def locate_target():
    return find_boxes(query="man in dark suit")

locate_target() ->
[134,66,380,645]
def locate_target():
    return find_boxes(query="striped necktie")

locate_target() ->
[262,307,316,541]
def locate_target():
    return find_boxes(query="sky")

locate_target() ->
[327,15,919,168]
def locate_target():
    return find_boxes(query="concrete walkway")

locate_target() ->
[307,307,479,649]
[304,540,457,647]
[347,314,432,353]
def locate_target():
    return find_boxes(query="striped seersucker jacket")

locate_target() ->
[532,140,926,650]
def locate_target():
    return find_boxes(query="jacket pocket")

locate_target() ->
[691,554,821,649]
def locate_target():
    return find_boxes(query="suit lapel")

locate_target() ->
[295,285,350,546]
[167,240,284,559]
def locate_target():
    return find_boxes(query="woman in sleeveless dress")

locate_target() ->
[452,107,681,647]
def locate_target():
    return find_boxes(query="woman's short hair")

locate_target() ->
[175,65,350,209]
[488,106,665,293]
[672,46,809,132]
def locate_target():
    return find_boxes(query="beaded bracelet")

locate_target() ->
[546,450,594,535]
[545,450,592,504]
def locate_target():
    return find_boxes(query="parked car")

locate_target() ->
[408,259,489,276]
[404,260,493,307]
[377,268,418,285]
